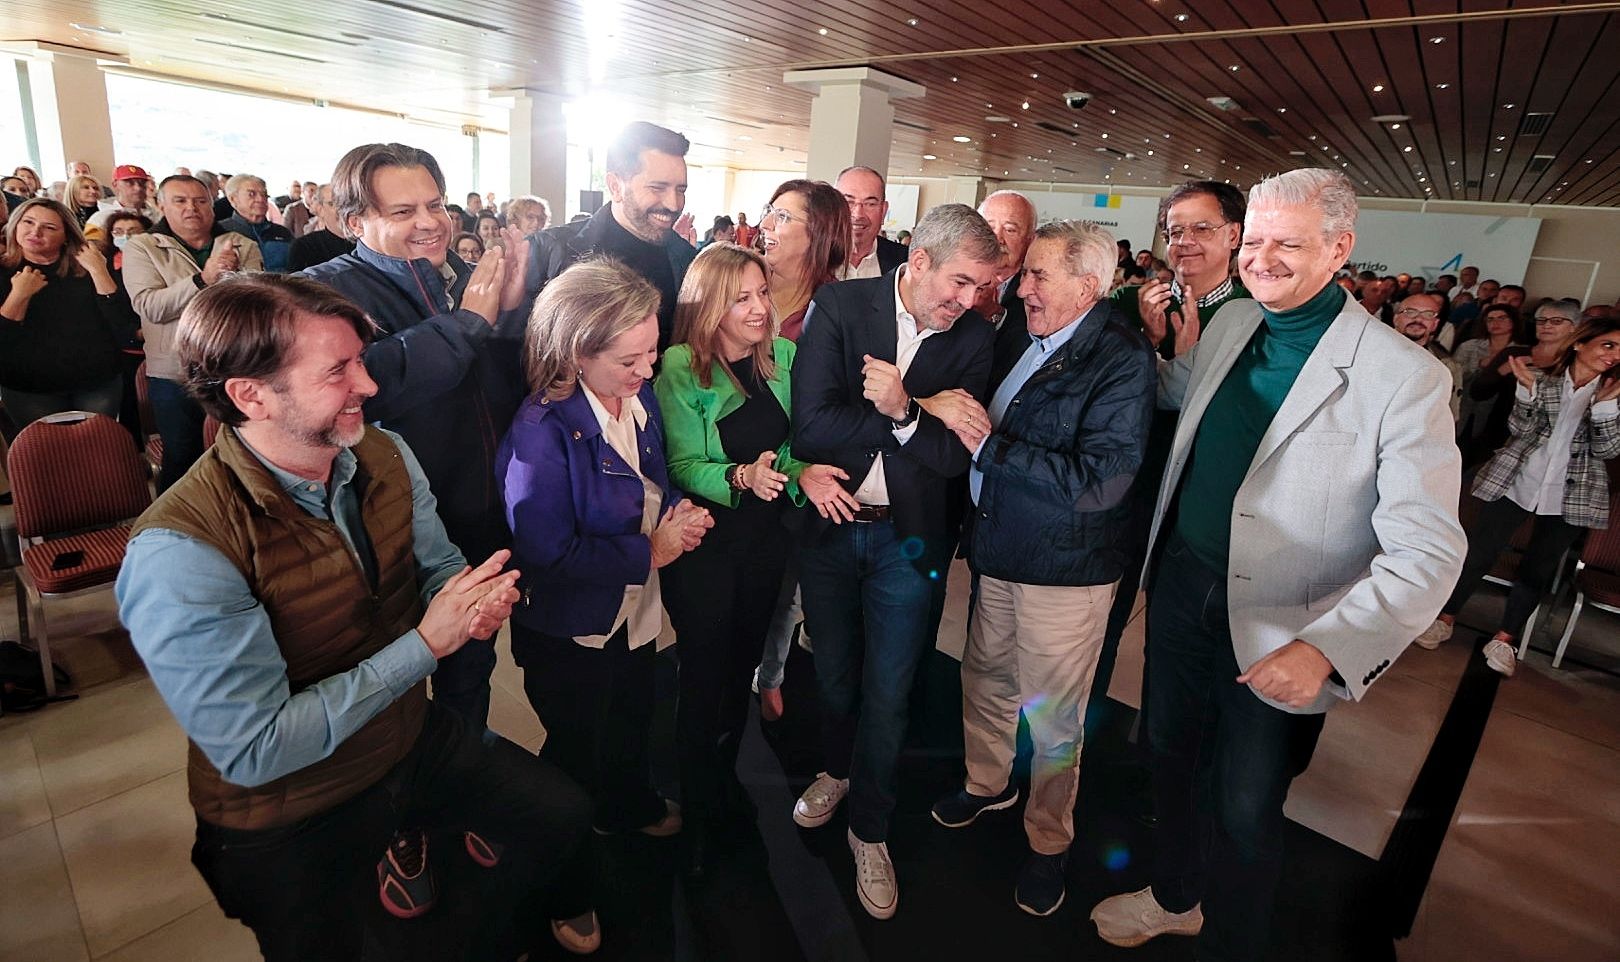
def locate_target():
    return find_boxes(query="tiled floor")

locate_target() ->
[2,551,1618,960]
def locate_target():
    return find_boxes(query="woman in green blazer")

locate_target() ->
[655,244,856,877]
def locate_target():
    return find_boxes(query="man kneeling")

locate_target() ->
[116,274,599,959]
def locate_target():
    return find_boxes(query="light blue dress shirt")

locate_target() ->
[115,428,464,788]
[970,307,1090,504]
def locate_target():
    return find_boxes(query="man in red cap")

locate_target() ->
[88,164,160,231]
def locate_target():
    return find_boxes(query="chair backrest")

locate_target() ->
[133,359,156,439]
[1581,492,1620,573]
[7,412,153,540]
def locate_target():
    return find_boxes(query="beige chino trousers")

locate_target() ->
[961,575,1117,855]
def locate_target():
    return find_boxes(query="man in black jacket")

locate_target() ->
[525,122,696,352]
[788,203,1000,921]
[974,190,1039,383]
[930,220,1155,918]
[836,166,909,280]
[300,142,531,729]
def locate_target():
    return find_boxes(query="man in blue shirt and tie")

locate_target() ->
[925,220,1156,917]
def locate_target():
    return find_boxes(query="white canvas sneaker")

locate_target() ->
[792,772,849,828]
[1090,886,1204,947]
[848,829,898,919]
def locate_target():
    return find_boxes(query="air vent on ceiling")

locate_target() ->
[1466,179,1482,189]
[1034,121,1074,137]
[1094,146,1128,159]
[1053,166,1077,174]
[1527,154,1555,173]
[894,119,932,132]
[705,116,765,130]
[1206,96,1243,112]
[1519,112,1554,137]
[1240,117,1280,139]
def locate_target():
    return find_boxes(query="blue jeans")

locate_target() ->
[1146,532,1325,962]
[2,375,123,430]
[146,375,207,492]
[799,519,940,843]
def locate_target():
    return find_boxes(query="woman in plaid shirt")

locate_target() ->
[1415,316,1620,677]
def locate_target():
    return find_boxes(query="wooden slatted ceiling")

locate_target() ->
[6,1,1620,207]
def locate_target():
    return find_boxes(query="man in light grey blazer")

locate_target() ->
[1090,168,1465,961]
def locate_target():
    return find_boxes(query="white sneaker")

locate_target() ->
[550,911,601,955]
[848,829,898,919]
[1090,886,1204,947]
[1414,618,1453,650]
[793,772,850,828]
[1483,638,1517,677]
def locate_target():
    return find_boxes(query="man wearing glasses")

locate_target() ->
[836,166,909,279]
[1396,292,1463,419]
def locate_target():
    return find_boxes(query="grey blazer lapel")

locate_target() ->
[1246,307,1371,478]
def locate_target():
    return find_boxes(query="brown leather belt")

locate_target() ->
[851,504,891,523]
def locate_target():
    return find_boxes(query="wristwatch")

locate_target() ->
[891,398,919,429]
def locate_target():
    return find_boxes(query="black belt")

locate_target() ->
[851,505,891,523]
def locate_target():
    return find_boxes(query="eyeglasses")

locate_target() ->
[1161,221,1230,244]
[761,204,798,228]
[1396,307,1439,320]
[1535,316,1573,326]
[844,197,884,212]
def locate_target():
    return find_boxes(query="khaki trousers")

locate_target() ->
[961,574,1117,854]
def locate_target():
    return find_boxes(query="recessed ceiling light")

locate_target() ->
[1309,134,1317,140]
[1497,135,1506,140]
[1429,36,1446,44]
[1503,103,1515,109]
[1494,147,1502,152]
[1435,83,1450,89]
[1030,72,1039,79]
[922,154,936,160]
[1404,146,1413,152]
[1175,13,1189,21]
[1021,101,1030,110]
[1101,133,1109,139]
[1228,65,1241,72]
[1391,124,1401,130]
[950,76,958,82]
[1277,107,1287,114]
[953,135,972,143]
[818,27,828,35]
[906,18,919,26]
[1588,159,1596,164]
[1372,84,1385,92]
[1183,163,1191,169]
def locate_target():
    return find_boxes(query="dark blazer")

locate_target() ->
[300,242,527,562]
[968,301,1156,586]
[990,270,1030,386]
[791,273,995,574]
[876,236,909,274]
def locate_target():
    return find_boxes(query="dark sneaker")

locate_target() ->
[1015,851,1067,916]
[930,784,1020,828]
[464,830,503,868]
[378,828,436,919]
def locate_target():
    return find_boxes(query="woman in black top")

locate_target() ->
[0,198,138,429]
[66,175,102,227]
[653,244,855,877]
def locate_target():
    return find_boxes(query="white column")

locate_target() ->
[783,67,925,185]
[507,90,567,215]
[944,176,985,207]
[9,44,118,182]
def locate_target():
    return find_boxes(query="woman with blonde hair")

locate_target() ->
[654,242,857,876]
[498,257,712,857]
[1,197,136,427]
[66,175,102,226]
[507,195,552,235]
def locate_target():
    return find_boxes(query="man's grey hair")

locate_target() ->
[1536,299,1581,322]
[1031,219,1117,292]
[1247,168,1359,239]
[910,203,1000,266]
[195,170,219,192]
[836,165,886,194]
[224,173,266,198]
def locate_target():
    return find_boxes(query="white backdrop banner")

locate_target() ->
[1347,210,1542,286]
[1023,191,1162,251]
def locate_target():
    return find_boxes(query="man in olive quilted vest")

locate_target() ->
[116,274,602,959]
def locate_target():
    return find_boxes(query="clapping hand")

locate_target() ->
[200,237,239,286]
[1507,354,1537,390]
[497,226,530,312]
[418,550,521,657]
[1138,277,1173,345]
[1168,280,1202,357]
[741,450,788,501]
[651,501,713,567]
[461,245,507,326]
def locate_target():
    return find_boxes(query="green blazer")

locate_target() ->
[654,337,809,508]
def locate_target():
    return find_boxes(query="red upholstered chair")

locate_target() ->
[8,412,152,696]
[1549,498,1620,669]
[133,360,163,477]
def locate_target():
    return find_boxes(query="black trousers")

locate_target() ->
[663,523,788,823]
[1443,495,1584,638]
[190,700,593,962]
[512,622,665,832]
[1146,533,1326,962]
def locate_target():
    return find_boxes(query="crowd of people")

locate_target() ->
[0,118,1615,961]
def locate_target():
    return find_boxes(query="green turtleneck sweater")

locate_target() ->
[1174,281,1345,573]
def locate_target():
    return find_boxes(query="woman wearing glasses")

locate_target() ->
[757,180,850,341]
[1416,316,1620,677]
[1463,302,1574,466]
[750,180,852,718]
[655,243,857,876]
